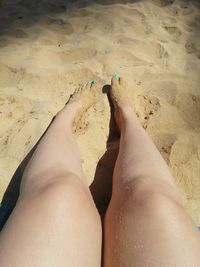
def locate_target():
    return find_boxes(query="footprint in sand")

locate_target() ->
[40,17,74,35]
[0,95,34,120]
[181,5,194,16]
[82,13,114,35]
[162,26,179,35]
[152,0,174,7]
[0,62,25,87]
[37,32,69,46]
[137,95,161,129]
[1,119,38,160]
[155,43,169,59]
[31,47,97,68]
[122,8,150,33]
[187,18,200,30]
[185,40,200,59]
[176,93,200,129]
[102,50,149,74]
[112,7,145,22]
[127,9,146,21]
[112,7,149,34]
[116,39,169,66]
[147,81,177,105]
[184,60,199,74]
[162,25,182,42]
[61,48,97,62]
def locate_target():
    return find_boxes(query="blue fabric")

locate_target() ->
[197,226,200,231]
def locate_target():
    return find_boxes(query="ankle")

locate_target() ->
[49,111,73,135]
[119,106,141,130]
[54,101,82,128]
[119,105,136,123]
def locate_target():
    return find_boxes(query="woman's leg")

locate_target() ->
[104,76,200,267]
[0,83,102,267]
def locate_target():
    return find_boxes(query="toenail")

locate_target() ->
[91,80,97,86]
[114,72,119,80]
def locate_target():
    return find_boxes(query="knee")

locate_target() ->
[118,177,181,211]
[20,174,100,224]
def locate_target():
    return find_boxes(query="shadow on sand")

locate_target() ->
[0,86,120,230]
[0,0,140,40]
[0,116,56,231]
[90,85,120,217]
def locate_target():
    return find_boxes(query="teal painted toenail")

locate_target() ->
[114,72,119,80]
[91,80,97,86]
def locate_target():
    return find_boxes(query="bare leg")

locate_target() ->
[104,76,200,267]
[0,82,102,267]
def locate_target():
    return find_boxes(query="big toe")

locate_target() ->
[111,73,120,87]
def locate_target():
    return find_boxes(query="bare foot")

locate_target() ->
[67,80,100,107]
[110,74,135,131]
[55,81,101,130]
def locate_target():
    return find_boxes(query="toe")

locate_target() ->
[90,80,97,89]
[85,82,91,90]
[77,85,82,94]
[90,80,98,97]
[111,73,120,87]
[119,77,127,87]
[74,87,79,94]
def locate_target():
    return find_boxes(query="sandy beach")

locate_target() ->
[0,0,200,224]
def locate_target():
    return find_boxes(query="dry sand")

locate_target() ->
[0,0,200,224]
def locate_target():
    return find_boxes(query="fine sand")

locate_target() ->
[0,0,200,224]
